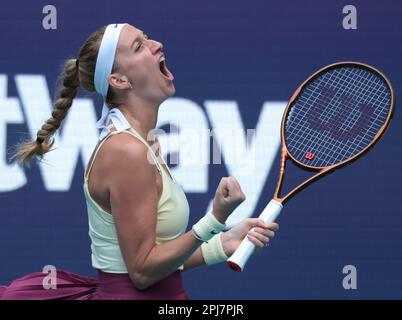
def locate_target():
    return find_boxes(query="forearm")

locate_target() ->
[141,237,224,276]
[184,232,229,271]
[130,212,227,289]
[182,248,206,272]
[133,230,202,288]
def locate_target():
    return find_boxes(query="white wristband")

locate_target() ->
[201,232,228,265]
[192,212,226,242]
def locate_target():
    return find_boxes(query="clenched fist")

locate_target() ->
[212,176,246,223]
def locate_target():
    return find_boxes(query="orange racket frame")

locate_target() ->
[274,61,394,204]
[227,61,394,272]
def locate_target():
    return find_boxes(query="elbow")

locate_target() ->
[129,270,152,291]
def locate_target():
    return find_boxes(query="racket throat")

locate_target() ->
[273,148,288,202]
[273,151,334,203]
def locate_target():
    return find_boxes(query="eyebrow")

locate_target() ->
[130,31,146,50]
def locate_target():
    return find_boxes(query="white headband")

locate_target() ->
[94,23,127,136]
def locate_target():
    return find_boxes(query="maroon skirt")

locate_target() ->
[0,269,188,300]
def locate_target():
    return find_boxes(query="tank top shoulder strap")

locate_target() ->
[126,127,176,182]
[123,127,163,175]
[84,124,166,182]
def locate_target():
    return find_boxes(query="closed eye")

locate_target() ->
[136,42,143,51]
[136,33,150,51]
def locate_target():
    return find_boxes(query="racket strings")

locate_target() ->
[285,66,391,168]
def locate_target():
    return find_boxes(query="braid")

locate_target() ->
[11,25,108,166]
[12,58,80,166]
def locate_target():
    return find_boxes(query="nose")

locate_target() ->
[147,39,163,54]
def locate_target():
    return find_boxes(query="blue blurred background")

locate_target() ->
[0,0,401,299]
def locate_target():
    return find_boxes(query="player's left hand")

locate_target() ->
[221,219,279,256]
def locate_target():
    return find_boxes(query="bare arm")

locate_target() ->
[105,136,204,289]
[104,134,249,289]
[182,248,205,272]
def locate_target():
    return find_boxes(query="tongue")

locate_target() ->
[159,61,174,80]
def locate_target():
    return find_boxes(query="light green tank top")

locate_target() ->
[83,126,189,273]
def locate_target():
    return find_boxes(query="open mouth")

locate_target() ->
[159,56,174,81]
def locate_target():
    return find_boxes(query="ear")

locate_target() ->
[108,73,131,90]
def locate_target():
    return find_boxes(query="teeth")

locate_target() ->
[159,56,165,62]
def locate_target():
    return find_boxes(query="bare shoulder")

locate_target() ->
[99,132,155,181]
[105,131,144,151]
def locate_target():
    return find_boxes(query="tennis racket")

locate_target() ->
[227,61,394,272]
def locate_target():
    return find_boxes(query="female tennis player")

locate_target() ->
[0,23,278,300]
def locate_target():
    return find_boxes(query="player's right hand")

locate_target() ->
[212,176,246,223]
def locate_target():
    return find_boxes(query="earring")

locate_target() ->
[128,82,133,89]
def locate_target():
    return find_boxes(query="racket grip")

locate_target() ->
[227,199,283,272]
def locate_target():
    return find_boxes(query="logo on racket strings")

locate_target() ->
[308,85,374,141]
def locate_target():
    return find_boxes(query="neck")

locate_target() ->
[118,97,159,142]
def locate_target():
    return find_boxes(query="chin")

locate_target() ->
[163,82,176,98]
[168,83,176,96]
